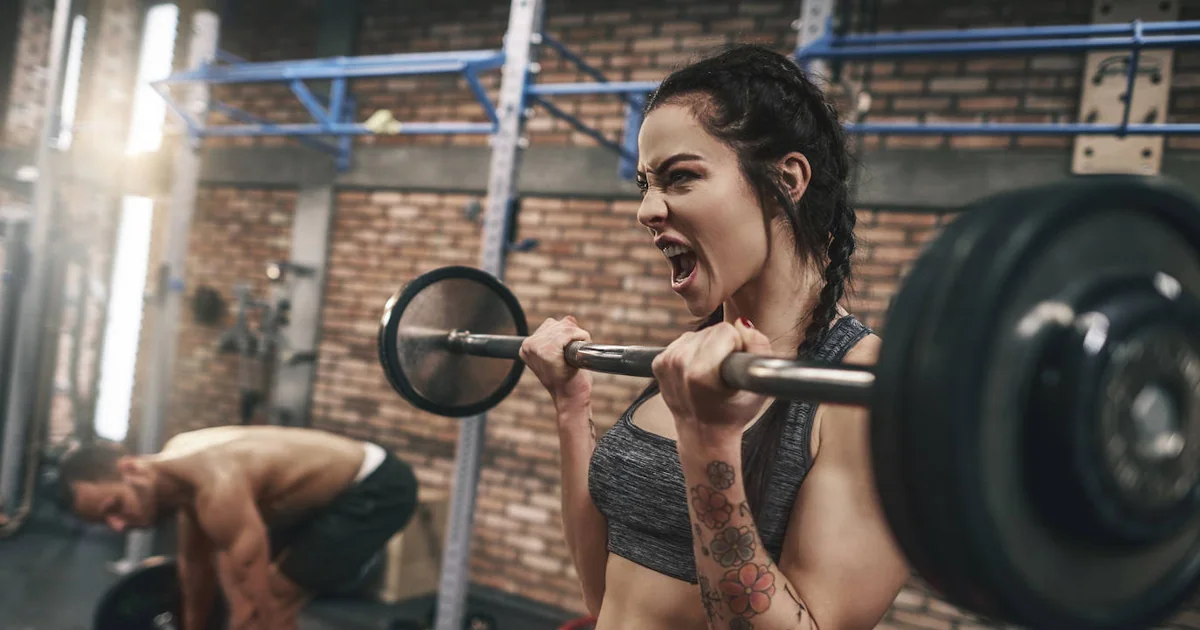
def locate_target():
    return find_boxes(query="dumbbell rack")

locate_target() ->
[11,0,1200,629]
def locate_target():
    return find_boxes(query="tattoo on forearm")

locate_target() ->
[706,460,735,489]
[588,412,597,443]
[785,583,808,621]
[690,461,779,629]
[691,484,734,530]
[710,526,756,568]
[718,563,776,618]
[699,576,723,623]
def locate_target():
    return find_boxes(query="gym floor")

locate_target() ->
[0,502,574,630]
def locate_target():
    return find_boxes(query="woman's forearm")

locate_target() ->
[558,402,609,615]
[678,436,815,630]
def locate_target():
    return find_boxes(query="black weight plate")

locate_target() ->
[871,201,998,612]
[94,557,227,630]
[872,184,1052,621]
[912,177,1200,630]
[378,266,529,418]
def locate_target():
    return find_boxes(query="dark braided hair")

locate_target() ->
[642,44,858,518]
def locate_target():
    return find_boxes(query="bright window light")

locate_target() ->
[93,196,155,442]
[126,3,179,154]
[56,14,87,150]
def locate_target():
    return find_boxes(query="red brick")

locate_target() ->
[928,77,990,93]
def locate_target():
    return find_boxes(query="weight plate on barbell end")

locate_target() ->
[887,176,1200,630]
[378,266,529,418]
[1026,274,1200,548]
[871,182,1051,622]
[94,557,227,630]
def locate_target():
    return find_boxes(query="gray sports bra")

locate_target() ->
[587,316,872,583]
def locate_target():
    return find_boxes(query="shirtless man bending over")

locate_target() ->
[56,425,418,630]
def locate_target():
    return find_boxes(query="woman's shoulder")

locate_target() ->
[805,324,880,460]
[842,328,881,367]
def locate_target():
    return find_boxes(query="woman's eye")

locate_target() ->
[669,170,696,185]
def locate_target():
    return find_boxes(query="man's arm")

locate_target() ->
[177,511,219,630]
[194,479,278,630]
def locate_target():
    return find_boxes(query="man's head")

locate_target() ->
[56,442,163,532]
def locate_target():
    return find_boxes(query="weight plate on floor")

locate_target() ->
[93,557,226,630]
[900,176,1200,630]
[378,266,529,418]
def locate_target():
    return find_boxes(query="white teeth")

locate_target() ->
[660,244,692,258]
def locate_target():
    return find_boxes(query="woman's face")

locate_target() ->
[636,103,771,316]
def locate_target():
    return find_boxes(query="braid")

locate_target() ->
[798,209,857,358]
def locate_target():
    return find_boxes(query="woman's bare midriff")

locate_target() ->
[594,554,707,630]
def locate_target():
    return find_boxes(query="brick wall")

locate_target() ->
[2,0,53,148]
[0,0,1190,627]
[131,188,297,443]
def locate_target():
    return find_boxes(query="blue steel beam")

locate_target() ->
[197,121,497,136]
[539,35,638,107]
[797,28,1200,59]
[329,78,347,128]
[463,65,499,125]
[529,95,635,160]
[527,80,658,96]
[846,121,1200,135]
[289,80,330,126]
[210,102,342,153]
[833,18,1200,44]
[160,50,506,84]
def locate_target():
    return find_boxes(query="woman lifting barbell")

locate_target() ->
[519,44,910,630]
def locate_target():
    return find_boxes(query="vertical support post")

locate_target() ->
[0,0,77,514]
[0,208,31,420]
[267,184,334,427]
[618,94,645,181]
[120,8,220,570]
[797,0,836,87]
[433,1,543,629]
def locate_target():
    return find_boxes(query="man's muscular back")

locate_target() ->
[157,426,366,525]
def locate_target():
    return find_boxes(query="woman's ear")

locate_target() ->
[777,152,812,203]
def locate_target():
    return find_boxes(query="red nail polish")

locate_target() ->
[739,317,753,328]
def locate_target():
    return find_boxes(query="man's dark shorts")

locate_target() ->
[268,446,418,594]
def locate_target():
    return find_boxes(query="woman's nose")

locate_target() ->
[637,193,667,231]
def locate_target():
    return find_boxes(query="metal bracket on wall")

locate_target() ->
[1073,0,1180,175]
[797,0,836,86]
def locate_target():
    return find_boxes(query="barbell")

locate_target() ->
[377,176,1200,630]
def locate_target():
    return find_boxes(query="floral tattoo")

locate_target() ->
[706,460,736,490]
[691,485,734,530]
[711,526,756,568]
[719,564,776,618]
[699,575,723,623]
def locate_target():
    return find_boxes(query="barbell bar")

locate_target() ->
[423,327,877,404]
[377,176,1200,630]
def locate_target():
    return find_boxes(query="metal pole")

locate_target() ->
[433,0,543,628]
[0,209,30,421]
[797,0,837,86]
[0,0,77,514]
[120,9,220,571]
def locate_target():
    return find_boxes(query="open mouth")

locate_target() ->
[662,243,697,285]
